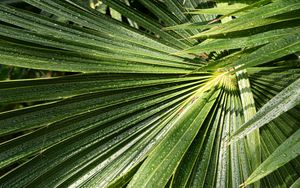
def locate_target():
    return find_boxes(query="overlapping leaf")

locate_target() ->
[0,0,299,188]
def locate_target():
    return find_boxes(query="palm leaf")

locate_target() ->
[230,77,300,143]
[0,0,299,187]
[242,129,300,187]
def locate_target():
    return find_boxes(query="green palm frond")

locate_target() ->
[0,0,299,187]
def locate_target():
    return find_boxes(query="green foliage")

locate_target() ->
[0,0,299,187]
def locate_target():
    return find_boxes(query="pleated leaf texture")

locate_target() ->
[0,0,299,188]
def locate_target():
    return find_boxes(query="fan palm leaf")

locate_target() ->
[0,0,299,187]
